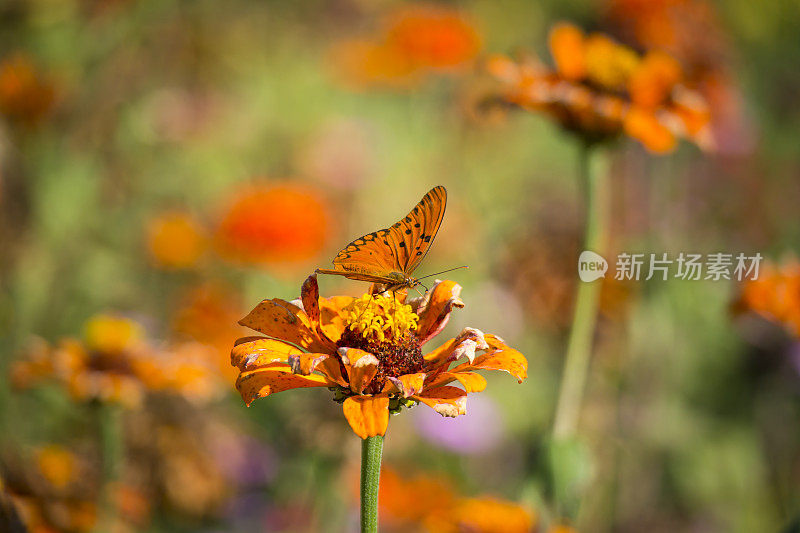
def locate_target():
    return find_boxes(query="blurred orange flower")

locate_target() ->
[332,4,480,88]
[605,0,753,154]
[487,22,711,153]
[3,444,150,533]
[34,446,78,491]
[424,496,535,533]
[547,525,578,533]
[145,211,208,269]
[385,6,481,70]
[231,275,527,439]
[737,259,800,337]
[172,282,247,383]
[332,40,420,89]
[215,182,329,265]
[0,53,55,127]
[378,468,456,526]
[605,0,727,76]
[368,467,534,532]
[11,495,96,533]
[12,314,223,407]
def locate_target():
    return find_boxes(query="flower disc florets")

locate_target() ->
[338,293,423,394]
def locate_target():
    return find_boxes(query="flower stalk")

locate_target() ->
[360,435,384,533]
[553,143,609,439]
[96,403,123,532]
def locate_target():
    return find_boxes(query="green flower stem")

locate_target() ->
[360,435,384,533]
[553,144,610,440]
[96,403,123,533]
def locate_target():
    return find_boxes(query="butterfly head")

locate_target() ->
[383,273,422,293]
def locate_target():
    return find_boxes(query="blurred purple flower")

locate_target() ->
[413,394,505,454]
[212,433,278,487]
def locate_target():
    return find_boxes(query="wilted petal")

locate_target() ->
[424,371,487,393]
[424,328,489,368]
[415,280,465,345]
[384,372,427,398]
[413,386,468,417]
[451,328,488,363]
[288,352,330,375]
[339,347,379,394]
[239,299,330,352]
[231,337,303,370]
[450,334,527,383]
[301,274,321,325]
[236,367,328,406]
[343,394,390,439]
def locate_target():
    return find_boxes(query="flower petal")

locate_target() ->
[384,372,427,398]
[319,295,353,343]
[301,274,321,325]
[288,352,331,375]
[343,394,390,439]
[236,367,328,406]
[450,334,527,383]
[339,347,379,394]
[413,386,467,417]
[424,371,487,393]
[231,337,303,370]
[414,280,465,345]
[238,298,331,352]
[316,357,349,387]
[424,328,489,369]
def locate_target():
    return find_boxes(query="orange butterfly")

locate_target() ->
[316,186,457,292]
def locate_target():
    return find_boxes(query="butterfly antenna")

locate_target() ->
[417,265,469,281]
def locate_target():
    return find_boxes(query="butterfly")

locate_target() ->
[316,185,455,292]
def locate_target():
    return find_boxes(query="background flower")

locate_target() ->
[145,211,208,270]
[214,182,330,265]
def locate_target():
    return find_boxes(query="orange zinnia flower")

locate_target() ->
[145,210,208,269]
[331,4,480,89]
[215,182,329,265]
[34,445,78,491]
[370,467,535,532]
[424,496,535,533]
[12,314,223,407]
[737,259,800,337]
[231,275,527,439]
[487,22,711,153]
[605,0,753,154]
[384,5,481,70]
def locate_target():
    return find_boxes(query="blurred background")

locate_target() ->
[1,0,799,531]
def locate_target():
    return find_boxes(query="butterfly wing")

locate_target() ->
[383,185,446,275]
[328,186,447,279]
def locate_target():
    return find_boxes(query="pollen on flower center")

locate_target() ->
[338,293,423,394]
[343,293,419,342]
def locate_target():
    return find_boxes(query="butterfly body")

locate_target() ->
[316,186,446,292]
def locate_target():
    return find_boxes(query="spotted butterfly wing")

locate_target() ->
[316,186,447,289]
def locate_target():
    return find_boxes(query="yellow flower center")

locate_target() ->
[343,293,419,342]
[584,34,640,90]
